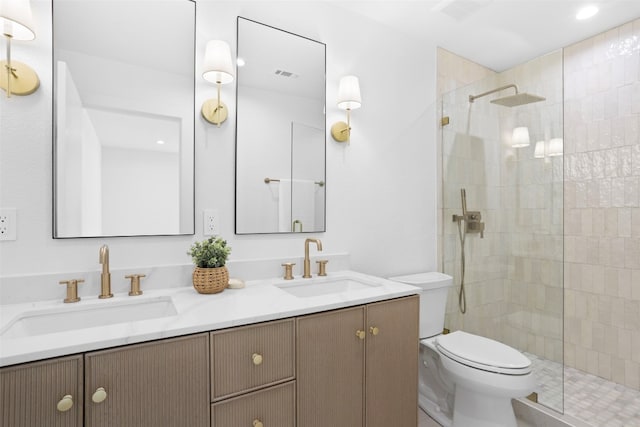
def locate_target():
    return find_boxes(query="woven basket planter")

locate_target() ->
[192,266,229,294]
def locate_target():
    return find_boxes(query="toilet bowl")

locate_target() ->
[390,272,535,427]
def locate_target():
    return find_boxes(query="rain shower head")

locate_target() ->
[490,92,546,107]
[469,84,545,107]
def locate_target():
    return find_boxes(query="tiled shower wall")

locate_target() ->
[563,18,640,390]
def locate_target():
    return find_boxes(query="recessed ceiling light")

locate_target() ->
[156,140,165,145]
[576,5,599,20]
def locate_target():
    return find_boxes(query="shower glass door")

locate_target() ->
[441,50,564,413]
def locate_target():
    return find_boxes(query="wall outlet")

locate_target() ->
[203,209,220,236]
[0,208,17,241]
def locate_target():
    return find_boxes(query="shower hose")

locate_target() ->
[456,218,467,314]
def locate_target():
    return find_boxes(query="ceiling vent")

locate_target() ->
[274,69,299,78]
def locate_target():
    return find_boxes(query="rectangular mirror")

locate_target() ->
[53,0,195,238]
[235,17,326,234]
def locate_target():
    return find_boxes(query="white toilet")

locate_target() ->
[390,272,535,427]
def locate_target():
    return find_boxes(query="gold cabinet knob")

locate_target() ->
[369,326,380,336]
[253,419,264,427]
[92,387,107,403]
[356,330,366,340]
[252,353,263,366]
[56,394,74,412]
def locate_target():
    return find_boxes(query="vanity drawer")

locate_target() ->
[210,319,295,400]
[211,381,295,427]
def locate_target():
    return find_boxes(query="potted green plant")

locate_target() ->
[187,236,231,294]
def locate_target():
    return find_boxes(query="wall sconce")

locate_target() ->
[511,126,530,148]
[547,138,563,156]
[0,0,39,97]
[331,75,361,143]
[201,40,234,127]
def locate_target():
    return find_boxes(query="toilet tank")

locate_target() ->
[389,272,453,339]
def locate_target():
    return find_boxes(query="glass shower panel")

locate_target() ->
[441,50,564,413]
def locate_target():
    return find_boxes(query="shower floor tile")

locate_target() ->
[526,352,640,427]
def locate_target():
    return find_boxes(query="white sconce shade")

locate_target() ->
[0,0,35,40]
[337,75,361,110]
[534,141,545,158]
[547,138,563,156]
[202,40,234,85]
[511,126,530,148]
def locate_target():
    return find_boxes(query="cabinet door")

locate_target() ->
[365,296,419,427]
[0,355,83,427]
[297,306,365,427]
[85,333,209,427]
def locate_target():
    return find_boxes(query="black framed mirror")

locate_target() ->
[235,17,326,234]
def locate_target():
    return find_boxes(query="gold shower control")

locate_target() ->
[253,419,264,427]
[92,387,107,403]
[369,326,380,336]
[56,395,74,412]
[252,353,263,366]
[356,330,366,340]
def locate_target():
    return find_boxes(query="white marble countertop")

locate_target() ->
[0,271,420,367]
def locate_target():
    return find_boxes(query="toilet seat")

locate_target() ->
[435,331,532,375]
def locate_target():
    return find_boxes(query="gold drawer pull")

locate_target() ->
[252,353,263,366]
[56,394,74,412]
[92,387,107,403]
[253,419,264,427]
[369,326,380,336]
[356,330,365,340]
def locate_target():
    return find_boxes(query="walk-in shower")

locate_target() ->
[441,51,564,414]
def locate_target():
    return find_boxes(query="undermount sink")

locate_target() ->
[0,296,177,339]
[276,277,381,298]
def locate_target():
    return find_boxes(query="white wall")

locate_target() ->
[0,0,437,281]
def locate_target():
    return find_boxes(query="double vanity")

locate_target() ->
[0,271,420,427]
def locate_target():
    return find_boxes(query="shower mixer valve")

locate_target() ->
[452,211,485,238]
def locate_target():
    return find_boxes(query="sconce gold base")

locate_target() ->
[331,121,350,143]
[0,60,40,96]
[201,99,228,125]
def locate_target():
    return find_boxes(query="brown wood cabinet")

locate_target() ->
[296,296,419,427]
[1,295,418,427]
[0,355,83,427]
[84,333,209,427]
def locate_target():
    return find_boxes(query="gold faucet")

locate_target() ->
[99,244,113,298]
[303,238,322,278]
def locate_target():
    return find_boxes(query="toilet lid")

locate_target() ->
[435,331,532,375]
